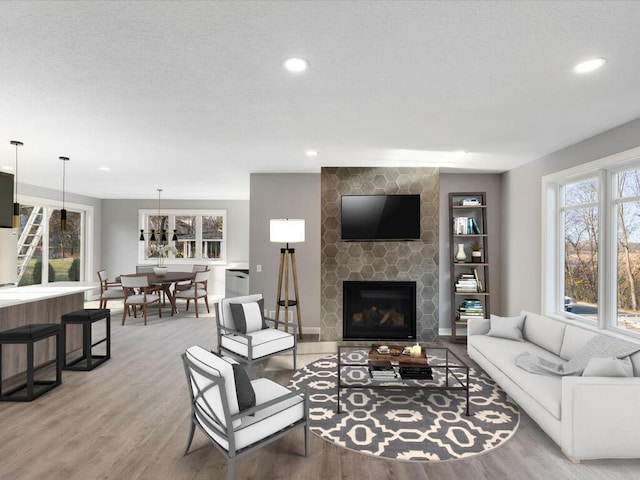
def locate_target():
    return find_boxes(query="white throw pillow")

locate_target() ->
[486,314,525,342]
[582,356,634,377]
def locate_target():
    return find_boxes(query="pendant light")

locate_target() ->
[9,140,23,228]
[59,156,70,231]
[139,188,178,242]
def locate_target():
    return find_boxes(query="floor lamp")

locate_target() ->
[270,219,305,339]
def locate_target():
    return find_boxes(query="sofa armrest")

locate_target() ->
[467,317,490,336]
[561,376,640,460]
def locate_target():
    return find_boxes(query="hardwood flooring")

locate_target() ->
[1,302,639,480]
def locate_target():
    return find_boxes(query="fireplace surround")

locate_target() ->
[343,281,417,340]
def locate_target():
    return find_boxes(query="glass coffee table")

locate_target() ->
[337,343,470,416]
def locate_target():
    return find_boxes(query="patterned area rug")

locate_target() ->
[288,351,519,462]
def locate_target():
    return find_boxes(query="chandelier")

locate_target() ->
[139,188,178,242]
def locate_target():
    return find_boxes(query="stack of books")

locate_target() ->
[368,360,398,380]
[460,197,481,206]
[453,216,481,235]
[457,299,485,323]
[399,365,433,380]
[455,273,479,292]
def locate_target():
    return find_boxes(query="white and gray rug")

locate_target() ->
[289,351,520,462]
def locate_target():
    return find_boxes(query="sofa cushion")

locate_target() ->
[487,314,525,341]
[470,335,563,419]
[582,356,634,377]
[521,310,566,356]
[218,294,264,331]
[559,324,599,360]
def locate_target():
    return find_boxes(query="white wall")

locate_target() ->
[503,117,640,315]
[101,198,250,297]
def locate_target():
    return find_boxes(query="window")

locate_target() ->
[544,146,640,338]
[139,209,226,263]
[16,200,87,286]
[561,177,599,323]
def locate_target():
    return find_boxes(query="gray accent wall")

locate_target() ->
[320,167,440,342]
[503,117,640,315]
[439,173,503,332]
[249,173,322,334]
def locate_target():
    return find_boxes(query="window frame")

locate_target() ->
[542,146,640,339]
[137,209,227,264]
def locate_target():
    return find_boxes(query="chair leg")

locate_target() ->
[143,304,148,326]
[304,422,309,457]
[204,296,210,313]
[183,419,196,456]
[121,306,127,326]
[194,298,199,318]
[226,458,235,480]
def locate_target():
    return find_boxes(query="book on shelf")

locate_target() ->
[460,197,481,206]
[453,216,482,235]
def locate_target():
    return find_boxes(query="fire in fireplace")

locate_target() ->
[343,281,417,340]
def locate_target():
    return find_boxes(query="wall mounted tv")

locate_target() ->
[341,194,421,241]
[0,171,14,229]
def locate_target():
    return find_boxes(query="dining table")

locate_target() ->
[120,271,195,316]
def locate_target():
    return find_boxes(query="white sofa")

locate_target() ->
[468,311,640,462]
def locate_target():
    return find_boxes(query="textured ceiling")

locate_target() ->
[1,0,640,199]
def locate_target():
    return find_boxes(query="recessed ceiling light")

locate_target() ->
[284,57,309,73]
[573,57,606,74]
[98,166,110,172]
[306,150,319,157]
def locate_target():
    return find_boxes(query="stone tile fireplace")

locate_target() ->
[320,167,439,342]
[343,280,416,340]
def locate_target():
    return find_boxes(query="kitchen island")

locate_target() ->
[0,283,97,384]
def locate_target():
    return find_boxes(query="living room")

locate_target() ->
[2,2,640,479]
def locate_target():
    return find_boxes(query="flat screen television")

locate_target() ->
[341,194,420,241]
[0,171,14,228]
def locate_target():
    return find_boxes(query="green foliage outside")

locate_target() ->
[68,258,81,281]
[32,260,56,284]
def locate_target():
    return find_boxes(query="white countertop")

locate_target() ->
[0,283,98,308]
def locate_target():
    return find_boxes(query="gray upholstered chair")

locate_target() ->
[182,346,308,480]
[97,270,124,309]
[215,294,297,371]
[120,275,162,325]
[174,270,210,318]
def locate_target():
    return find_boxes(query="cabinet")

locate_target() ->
[449,192,490,343]
[225,269,249,297]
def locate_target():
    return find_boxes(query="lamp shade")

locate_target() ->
[270,219,305,244]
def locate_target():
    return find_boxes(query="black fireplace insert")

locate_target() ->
[343,281,416,340]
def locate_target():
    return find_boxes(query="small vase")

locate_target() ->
[154,266,169,276]
[471,250,482,263]
[455,243,467,262]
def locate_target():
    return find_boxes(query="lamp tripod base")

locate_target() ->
[275,248,303,339]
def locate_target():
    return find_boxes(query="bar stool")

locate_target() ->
[0,323,62,402]
[61,308,111,371]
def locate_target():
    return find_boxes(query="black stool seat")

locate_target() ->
[61,308,110,371]
[0,323,61,341]
[0,323,62,402]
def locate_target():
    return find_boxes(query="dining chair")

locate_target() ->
[182,345,308,480]
[120,275,162,325]
[175,270,210,318]
[174,264,210,294]
[96,270,124,309]
[136,264,168,304]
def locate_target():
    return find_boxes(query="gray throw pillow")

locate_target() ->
[582,356,634,377]
[230,298,266,333]
[487,314,525,342]
[231,363,256,411]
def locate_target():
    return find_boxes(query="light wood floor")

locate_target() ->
[1,302,639,480]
